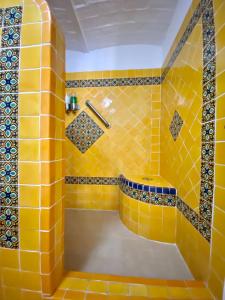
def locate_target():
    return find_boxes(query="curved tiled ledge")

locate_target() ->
[119,175,177,206]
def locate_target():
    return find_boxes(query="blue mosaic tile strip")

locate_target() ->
[66,77,162,88]
[119,175,176,196]
[0,6,22,249]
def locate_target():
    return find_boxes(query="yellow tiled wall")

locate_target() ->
[0,0,65,299]
[120,192,176,243]
[161,0,225,299]
[65,69,161,209]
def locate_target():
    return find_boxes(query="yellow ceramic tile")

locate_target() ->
[167,287,191,299]
[19,162,40,184]
[20,251,40,272]
[20,208,40,230]
[147,286,169,298]
[215,164,225,187]
[208,270,223,300]
[19,185,40,207]
[20,229,39,251]
[64,290,85,300]
[86,293,108,300]
[20,46,41,69]
[0,248,19,268]
[88,281,107,293]
[19,93,40,116]
[21,23,42,46]
[129,284,148,297]
[0,0,23,7]
[19,140,40,161]
[23,4,42,23]
[189,287,212,299]
[19,116,39,138]
[19,70,41,92]
[108,283,129,295]
[20,271,41,291]
[21,290,42,300]
[59,277,88,290]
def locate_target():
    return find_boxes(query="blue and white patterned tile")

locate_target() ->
[201,121,215,143]
[0,94,18,116]
[0,71,19,93]
[0,116,18,138]
[0,140,18,161]
[203,78,215,104]
[199,199,212,223]
[3,6,23,26]
[66,111,104,153]
[202,100,215,123]
[198,217,211,242]
[0,207,18,228]
[1,26,21,48]
[0,162,18,184]
[0,227,18,249]
[201,142,214,162]
[201,161,214,182]
[0,185,18,207]
[0,49,20,70]
[200,180,214,203]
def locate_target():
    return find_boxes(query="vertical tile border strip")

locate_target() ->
[0,6,23,249]
[162,0,216,242]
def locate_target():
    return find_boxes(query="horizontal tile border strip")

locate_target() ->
[65,176,119,185]
[68,271,205,287]
[66,77,161,88]
[65,175,177,207]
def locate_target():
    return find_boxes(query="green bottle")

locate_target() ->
[70,94,77,111]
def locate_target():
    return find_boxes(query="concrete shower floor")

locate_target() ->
[64,209,193,280]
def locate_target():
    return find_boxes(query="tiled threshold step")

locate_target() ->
[46,271,212,300]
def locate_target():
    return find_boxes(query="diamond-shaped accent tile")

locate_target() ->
[66,111,104,153]
[169,110,183,141]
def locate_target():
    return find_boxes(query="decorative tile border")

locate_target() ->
[66,77,161,88]
[0,6,23,249]
[163,0,216,242]
[66,111,104,153]
[65,176,119,185]
[119,175,177,207]
[65,175,177,207]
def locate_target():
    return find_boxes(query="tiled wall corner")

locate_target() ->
[0,0,65,299]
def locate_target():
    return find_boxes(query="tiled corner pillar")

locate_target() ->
[0,0,65,299]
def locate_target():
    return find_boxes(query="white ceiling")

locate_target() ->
[47,0,179,52]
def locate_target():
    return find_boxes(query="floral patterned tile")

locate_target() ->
[3,6,23,27]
